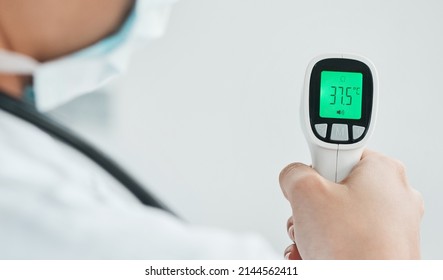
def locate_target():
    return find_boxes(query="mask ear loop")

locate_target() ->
[0,50,38,105]
[0,49,39,74]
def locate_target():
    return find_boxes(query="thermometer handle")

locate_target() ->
[310,145,364,182]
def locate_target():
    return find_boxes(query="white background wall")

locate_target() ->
[53,0,443,259]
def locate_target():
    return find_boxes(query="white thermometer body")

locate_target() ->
[301,54,378,182]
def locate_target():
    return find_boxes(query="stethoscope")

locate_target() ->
[0,90,176,217]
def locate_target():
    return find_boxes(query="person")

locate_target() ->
[0,0,280,259]
[0,0,423,259]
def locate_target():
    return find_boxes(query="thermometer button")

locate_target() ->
[352,125,365,140]
[314,123,328,138]
[331,124,349,141]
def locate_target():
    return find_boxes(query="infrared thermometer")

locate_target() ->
[301,54,378,182]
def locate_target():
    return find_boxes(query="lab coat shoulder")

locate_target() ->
[0,110,279,259]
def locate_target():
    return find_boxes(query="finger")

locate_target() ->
[412,188,425,218]
[286,216,296,242]
[279,162,309,187]
[284,243,302,260]
[288,224,295,242]
[345,149,405,187]
[279,162,328,201]
[358,149,397,169]
[360,148,379,159]
[286,216,293,232]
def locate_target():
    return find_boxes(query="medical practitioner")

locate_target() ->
[0,0,423,259]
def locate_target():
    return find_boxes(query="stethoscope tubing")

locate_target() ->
[0,91,177,217]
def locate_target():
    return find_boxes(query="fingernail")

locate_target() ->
[284,251,291,260]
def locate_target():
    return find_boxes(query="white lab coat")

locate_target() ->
[0,109,280,259]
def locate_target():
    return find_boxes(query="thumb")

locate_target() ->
[279,162,329,202]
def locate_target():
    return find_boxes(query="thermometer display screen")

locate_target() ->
[319,71,363,120]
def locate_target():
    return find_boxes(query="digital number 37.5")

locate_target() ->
[330,86,357,105]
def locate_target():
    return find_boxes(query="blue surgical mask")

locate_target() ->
[0,0,178,111]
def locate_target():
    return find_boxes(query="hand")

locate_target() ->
[279,150,424,259]
[284,216,302,260]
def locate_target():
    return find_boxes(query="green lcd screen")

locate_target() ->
[319,71,363,119]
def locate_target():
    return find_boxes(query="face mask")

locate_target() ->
[0,0,177,112]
